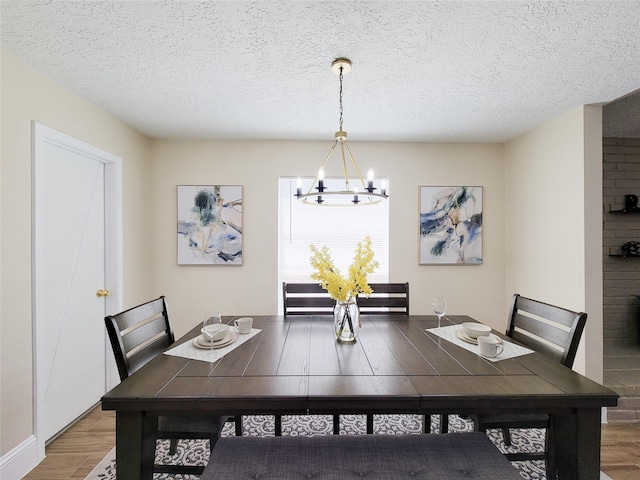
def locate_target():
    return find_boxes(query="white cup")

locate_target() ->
[477,336,504,358]
[234,317,253,334]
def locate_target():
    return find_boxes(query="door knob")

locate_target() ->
[96,289,110,297]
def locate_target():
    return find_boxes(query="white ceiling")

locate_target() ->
[2,1,639,142]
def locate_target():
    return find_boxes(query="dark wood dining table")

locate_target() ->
[101,314,618,480]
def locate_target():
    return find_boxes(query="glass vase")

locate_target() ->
[334,296,360,343]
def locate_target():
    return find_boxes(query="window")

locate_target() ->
[277,177,389,313]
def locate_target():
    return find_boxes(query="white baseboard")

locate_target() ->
[0,435,41,480]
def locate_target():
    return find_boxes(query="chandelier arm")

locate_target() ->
[305,140,339,195]
[344,141,367,189]
[339,140,350,190]
[321,140,339,170]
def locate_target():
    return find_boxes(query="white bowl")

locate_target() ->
[201,323,229,341]
[462,322,491,339]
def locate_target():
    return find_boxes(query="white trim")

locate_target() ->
[32,122,123,464]
[103,136,124,390]
[0,435,38,480]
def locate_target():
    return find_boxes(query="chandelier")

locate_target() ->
[296,58,388,206]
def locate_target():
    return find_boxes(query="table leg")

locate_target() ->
[115,411,157,480]
[441,414,449,434]
[552,408,601,480]
[366,414,374,434]
[275,414,282,436]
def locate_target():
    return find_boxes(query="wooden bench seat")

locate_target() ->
[201,432,523,480]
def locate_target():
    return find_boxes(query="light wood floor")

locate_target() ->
[601,422,640,480]
[22,406,640,479]
[23,405,115,479]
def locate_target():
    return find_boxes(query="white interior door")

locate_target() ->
[33,123,122,449]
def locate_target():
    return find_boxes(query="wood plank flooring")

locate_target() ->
[22,405,640,479]
[23,405,115,479]
[600,422,640,480]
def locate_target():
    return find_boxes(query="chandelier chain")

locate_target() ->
[338,66,344,131]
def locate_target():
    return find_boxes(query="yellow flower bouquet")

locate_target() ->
[309,236,379,302]
[309,237,379,341]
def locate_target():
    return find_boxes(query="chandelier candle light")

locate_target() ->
[309,237,379,342]
[296,58,388,206]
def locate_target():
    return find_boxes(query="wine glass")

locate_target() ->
[202,313,222,349]
[433,297,447,328]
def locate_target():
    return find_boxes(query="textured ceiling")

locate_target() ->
[2,1,639,142]
[604,88,640,138]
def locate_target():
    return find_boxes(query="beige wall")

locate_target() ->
[504,105,604,380]
[151,140,506,339]
[0,51,153,458]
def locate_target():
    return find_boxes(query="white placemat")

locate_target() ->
[164,326,261,363]
[426,324,534,362]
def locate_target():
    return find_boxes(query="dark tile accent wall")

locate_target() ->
[603,137,640,346]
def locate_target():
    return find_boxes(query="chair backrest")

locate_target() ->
[105,296,175,381]
[283,282,409,316]
[506,294,587,368]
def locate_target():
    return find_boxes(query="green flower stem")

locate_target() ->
[337,303,354,339]
[338,307,347,337]
[346,308,354,337]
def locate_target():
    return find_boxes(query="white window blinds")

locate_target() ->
[277,177,389,314]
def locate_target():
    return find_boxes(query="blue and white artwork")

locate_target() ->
[177,185,243,265]
[420,186,482,265]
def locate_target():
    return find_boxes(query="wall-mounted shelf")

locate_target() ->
[609,209,640,214]
[611,195,640,214]
[608,204,640,256]
[609,241,640,257]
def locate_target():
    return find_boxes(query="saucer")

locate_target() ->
[479,352,501,359]
[192,332,238,349]
[455,328,501,345]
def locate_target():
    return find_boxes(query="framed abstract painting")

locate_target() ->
[419,186,483,265]
[177,185,243,265]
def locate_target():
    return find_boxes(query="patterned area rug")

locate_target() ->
[85,414,553,479]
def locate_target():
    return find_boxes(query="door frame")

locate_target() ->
[32,122,123,460]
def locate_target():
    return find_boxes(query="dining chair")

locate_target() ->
[282,282,410,435]
[105,295,239,476]
[470,293,587,480]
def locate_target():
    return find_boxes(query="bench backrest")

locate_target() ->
[283,282,409,316]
